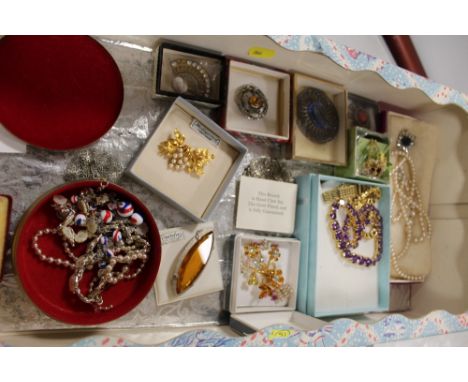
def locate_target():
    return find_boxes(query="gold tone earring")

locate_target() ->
[158,129,214,176]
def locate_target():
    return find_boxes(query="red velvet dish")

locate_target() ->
[13,181,161,325]
[0,36,124,151]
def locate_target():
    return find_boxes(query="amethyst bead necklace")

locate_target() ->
[327,186,384,267]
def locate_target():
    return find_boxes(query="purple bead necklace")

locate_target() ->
[328,195,383,267]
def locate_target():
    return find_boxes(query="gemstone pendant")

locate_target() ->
[174,231,214,294]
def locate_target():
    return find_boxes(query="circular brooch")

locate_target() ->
[235,84,269,120]
[296,87,339,144]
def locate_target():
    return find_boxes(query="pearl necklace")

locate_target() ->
[390,130,432,281]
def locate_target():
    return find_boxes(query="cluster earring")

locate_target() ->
[158,129,215,176]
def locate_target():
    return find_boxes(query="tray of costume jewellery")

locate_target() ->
[0,35,439,333]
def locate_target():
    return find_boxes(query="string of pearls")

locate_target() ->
[390,149,432,281]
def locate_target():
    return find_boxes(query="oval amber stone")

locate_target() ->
[176,231,214,294]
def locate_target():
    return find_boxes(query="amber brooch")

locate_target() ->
[158,129,215,176]
[174,230,214,294]
[235,84,269,120]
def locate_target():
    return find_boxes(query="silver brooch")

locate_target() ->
[296,87,339,144]
[235,84,269,120]
[243,157,294,183]
[64,149,123,183]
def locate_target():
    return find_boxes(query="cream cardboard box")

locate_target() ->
[386,111,438,281]
[235,176,298,235]
[128,97,247,221]
[292,73,347,165]
[227,233,326,333]
[223,59,290,141]
[154,222,223,305]
[229,233,300,314]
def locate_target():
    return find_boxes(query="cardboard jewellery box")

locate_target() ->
[228,233,324,333]
[292,73,347,165]
[295,174,391,317]
[128,97,247,221]
[223,58,291,142]
[154,222,223,305]
[335,126,391,183]
[153,40,226,107]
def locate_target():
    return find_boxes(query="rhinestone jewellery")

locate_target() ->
[158,129,215,176]
[32,183,151,311]
[390,129,431,281]
[323,184,384,267]
[170,58,211,98]
[296,87,339,144]
[235,84,269,120]
[240,240,292,302]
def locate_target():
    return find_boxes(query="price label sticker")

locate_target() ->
[268,329,293,339]
[248,47,276,59]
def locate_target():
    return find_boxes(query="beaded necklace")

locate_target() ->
[32,183,150,311]
[324,185,384,267]
[390,130,432,281]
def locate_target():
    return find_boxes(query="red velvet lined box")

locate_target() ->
[0,36,124,151]
[13,181,161,325]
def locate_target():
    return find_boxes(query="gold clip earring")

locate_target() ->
[158,129,214,177]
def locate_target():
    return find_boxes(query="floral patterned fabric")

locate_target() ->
[66,310,468,347]
[268,35,468,112]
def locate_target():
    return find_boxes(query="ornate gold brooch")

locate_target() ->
[241,240,292,301]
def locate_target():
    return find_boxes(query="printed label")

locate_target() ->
[268,329,293,339]
[236,176,298,234]
[190,119,221,148]
[248,47,276,58]
[161,230,185,245]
